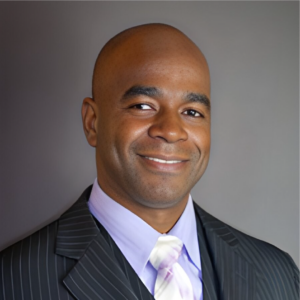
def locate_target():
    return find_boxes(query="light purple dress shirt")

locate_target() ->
[88,179,203,300]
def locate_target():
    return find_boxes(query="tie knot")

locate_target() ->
[149,235,183,271]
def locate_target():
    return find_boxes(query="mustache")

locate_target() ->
[132,141,200,158]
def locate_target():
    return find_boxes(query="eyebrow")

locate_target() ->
[122,85,210,110]
[122,85,162,100]
[185,92,211,110]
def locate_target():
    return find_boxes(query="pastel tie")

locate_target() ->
[149,235,194,300]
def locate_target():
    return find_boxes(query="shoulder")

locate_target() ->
[194,201,288,252]
[0,221,58,299]
[0,185,93,263]
[0,219,59,276]
[0,216,78,300]
[193,201,299,294]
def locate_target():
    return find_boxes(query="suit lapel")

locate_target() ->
[94,218,155,300]
[55,186,153,300]
[63,233,139,300]
[55,186,256,300]
[55,186,98,260]
[195,211,219,300]
[194,204,256,300]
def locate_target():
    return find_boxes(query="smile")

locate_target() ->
[144,157,183,164]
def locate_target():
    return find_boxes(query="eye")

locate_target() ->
[130,103,152,110]
[183,109,203,118]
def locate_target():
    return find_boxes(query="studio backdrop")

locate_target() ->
[0,1,299,266]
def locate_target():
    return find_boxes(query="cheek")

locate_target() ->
[190,126,211,153]
[112,118,149,154]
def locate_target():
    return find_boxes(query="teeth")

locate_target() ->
[145,157,182,164]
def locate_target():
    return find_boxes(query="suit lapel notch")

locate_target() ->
[216,249,256,300]
[63,233,138,300]
[56,186,139,300]
[55,186,100,260]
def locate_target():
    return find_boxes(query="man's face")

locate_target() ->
[94,44,211,209]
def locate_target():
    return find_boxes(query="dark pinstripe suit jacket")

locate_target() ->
[1,186,299,300]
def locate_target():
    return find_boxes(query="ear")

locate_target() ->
[81,97,98,147]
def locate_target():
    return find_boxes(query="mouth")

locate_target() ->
[138,154,188,172]
[143,156,184,164]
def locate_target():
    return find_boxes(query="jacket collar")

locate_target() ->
[55,186,153,300]
[55,185,99,259]
[194,203,257,300]
[55,186,257,300]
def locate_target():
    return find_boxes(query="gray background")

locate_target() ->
[0,1,299,266]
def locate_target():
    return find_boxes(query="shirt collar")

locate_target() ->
[168,194,201,270]
[88,179,200,276]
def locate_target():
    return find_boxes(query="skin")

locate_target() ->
[82,24,211,233]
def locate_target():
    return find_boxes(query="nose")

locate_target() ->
[148,110,188,143]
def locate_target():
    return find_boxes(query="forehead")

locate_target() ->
[110,55,207,94]
[123,57,208,95]
[95,31,210,100]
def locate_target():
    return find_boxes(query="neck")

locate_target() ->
[96,178,190,233]
[126,198,189,233]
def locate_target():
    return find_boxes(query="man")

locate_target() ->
[0,23,299,300]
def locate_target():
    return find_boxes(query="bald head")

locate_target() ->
[92,23,209,100]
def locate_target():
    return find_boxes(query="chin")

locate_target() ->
[135,185,189,209]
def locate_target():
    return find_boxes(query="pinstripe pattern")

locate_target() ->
[94,218,155,300]
[194,204,300,300]
[0,186,299,299]
[195,211,219,300]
